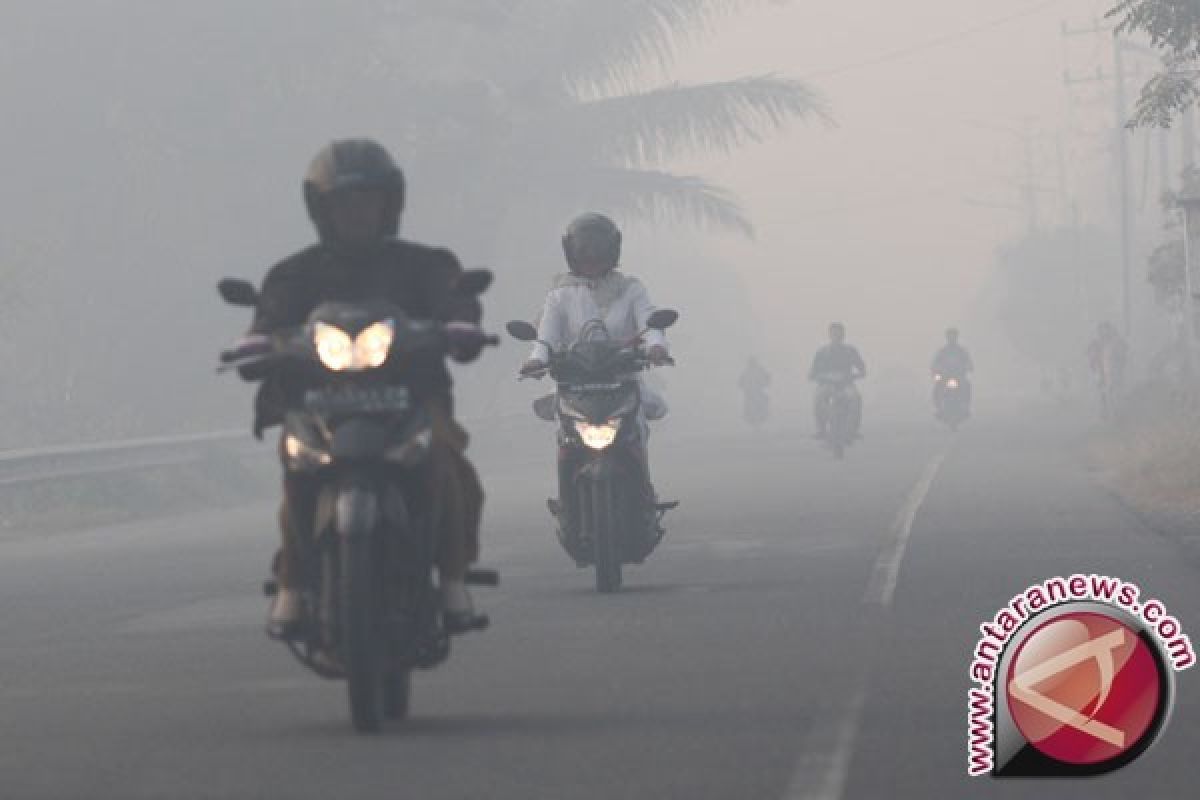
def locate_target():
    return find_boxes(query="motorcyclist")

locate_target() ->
[808,322,866,439]
[931,327,973,416]
[738,356,771,428]
[247,139,487,637]
[519,212,671,482]
[1087,320,1128,391]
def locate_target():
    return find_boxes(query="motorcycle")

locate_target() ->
[506,312,679,593]
[816,371,859,459]
[933,372,970,430]
[743,388,769,429]
[217,271,498,733]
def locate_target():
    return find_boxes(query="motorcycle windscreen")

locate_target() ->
[559,385,639,424]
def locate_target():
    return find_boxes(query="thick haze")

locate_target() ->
[0,0,1173,446]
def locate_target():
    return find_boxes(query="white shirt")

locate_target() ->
[529,271,668,363]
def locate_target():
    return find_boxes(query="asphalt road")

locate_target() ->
[1,410,1197,799]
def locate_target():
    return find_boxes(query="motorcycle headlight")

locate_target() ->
[314,322,355,372]
[285,433,331,468]
[946,378,960,389]
[355,320,395,369]
[313,320,395,371]
[933,373,943,382]
[576,419,620,450]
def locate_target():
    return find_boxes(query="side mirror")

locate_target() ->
[646,309,678,330]
[218,278,259,308]
[532,394,557,421]
[506,320,539,342]
[454,269,493,297]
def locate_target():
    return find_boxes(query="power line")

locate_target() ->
[803,0,1066,80]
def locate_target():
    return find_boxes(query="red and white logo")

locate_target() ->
[1006,611,1164,768]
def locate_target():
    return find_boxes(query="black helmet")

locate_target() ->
[303,139,406,242]
[562,212,622,272]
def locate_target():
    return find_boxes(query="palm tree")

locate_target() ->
[377,0,832,252]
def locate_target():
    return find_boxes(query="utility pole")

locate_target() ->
[968,119,1052,234]
[1063,21,1137,340]
[1114,38,1134,338]
[1183,104,1196,171]
[1022,118,1038,235]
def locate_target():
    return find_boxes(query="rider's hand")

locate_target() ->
[646,345,671,365]
[520,359,547,376]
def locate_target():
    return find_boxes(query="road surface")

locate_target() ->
[1,411,1196,798]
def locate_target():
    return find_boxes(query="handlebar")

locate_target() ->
[218,321,499,376]
[517,351,674,381]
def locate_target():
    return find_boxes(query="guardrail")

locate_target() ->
[0,430,257,488]
[0,411,538,489]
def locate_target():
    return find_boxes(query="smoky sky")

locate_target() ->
[0,0,1173,444]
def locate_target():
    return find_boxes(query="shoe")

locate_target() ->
[266,588,303,640]
[442,579,488,634]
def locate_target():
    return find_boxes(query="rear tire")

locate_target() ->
[342,535,385,733]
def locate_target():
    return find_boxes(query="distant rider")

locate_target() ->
[739,356,771,428]
[808,322,866,439]
[931,327,973,417]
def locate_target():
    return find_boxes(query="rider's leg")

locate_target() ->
[849,385,863,437]
[269,440,318,634]
[813,387,830,437]
[428,402,486,627]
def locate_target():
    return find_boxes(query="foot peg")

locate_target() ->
[465,568,500,587]
[265,618,304,642]
[655,500,679,511]
[444,611,490,635]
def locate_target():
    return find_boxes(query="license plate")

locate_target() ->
[304,385,411,415]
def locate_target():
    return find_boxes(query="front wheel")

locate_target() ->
[383,669,412,720]
[587,478,622,593]
[342,534,386,733]
[829,402,848,459]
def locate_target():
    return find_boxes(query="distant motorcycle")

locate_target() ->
[816,371,858,459]
[217,272,499,733]
[507,312,679,593]
[933,372,970,430]
[743,388,769,429]
[739,359,771,429]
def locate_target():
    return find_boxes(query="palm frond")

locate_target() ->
[573,167,754,237]
[502,0,769,93]
[544,75,831,166]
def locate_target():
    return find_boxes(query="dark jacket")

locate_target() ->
[809,343,866,380]
[932,343,973,377]
[248,238,480,436]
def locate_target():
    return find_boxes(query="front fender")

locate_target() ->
[576,451,620,482]
[335,484,379,539]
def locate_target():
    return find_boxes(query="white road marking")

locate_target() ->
[784,686,867,800]
[862,449,948,607]
[784,448,950,800]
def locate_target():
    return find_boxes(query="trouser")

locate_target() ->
[274,405,484,589]
[814,385,861,436]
